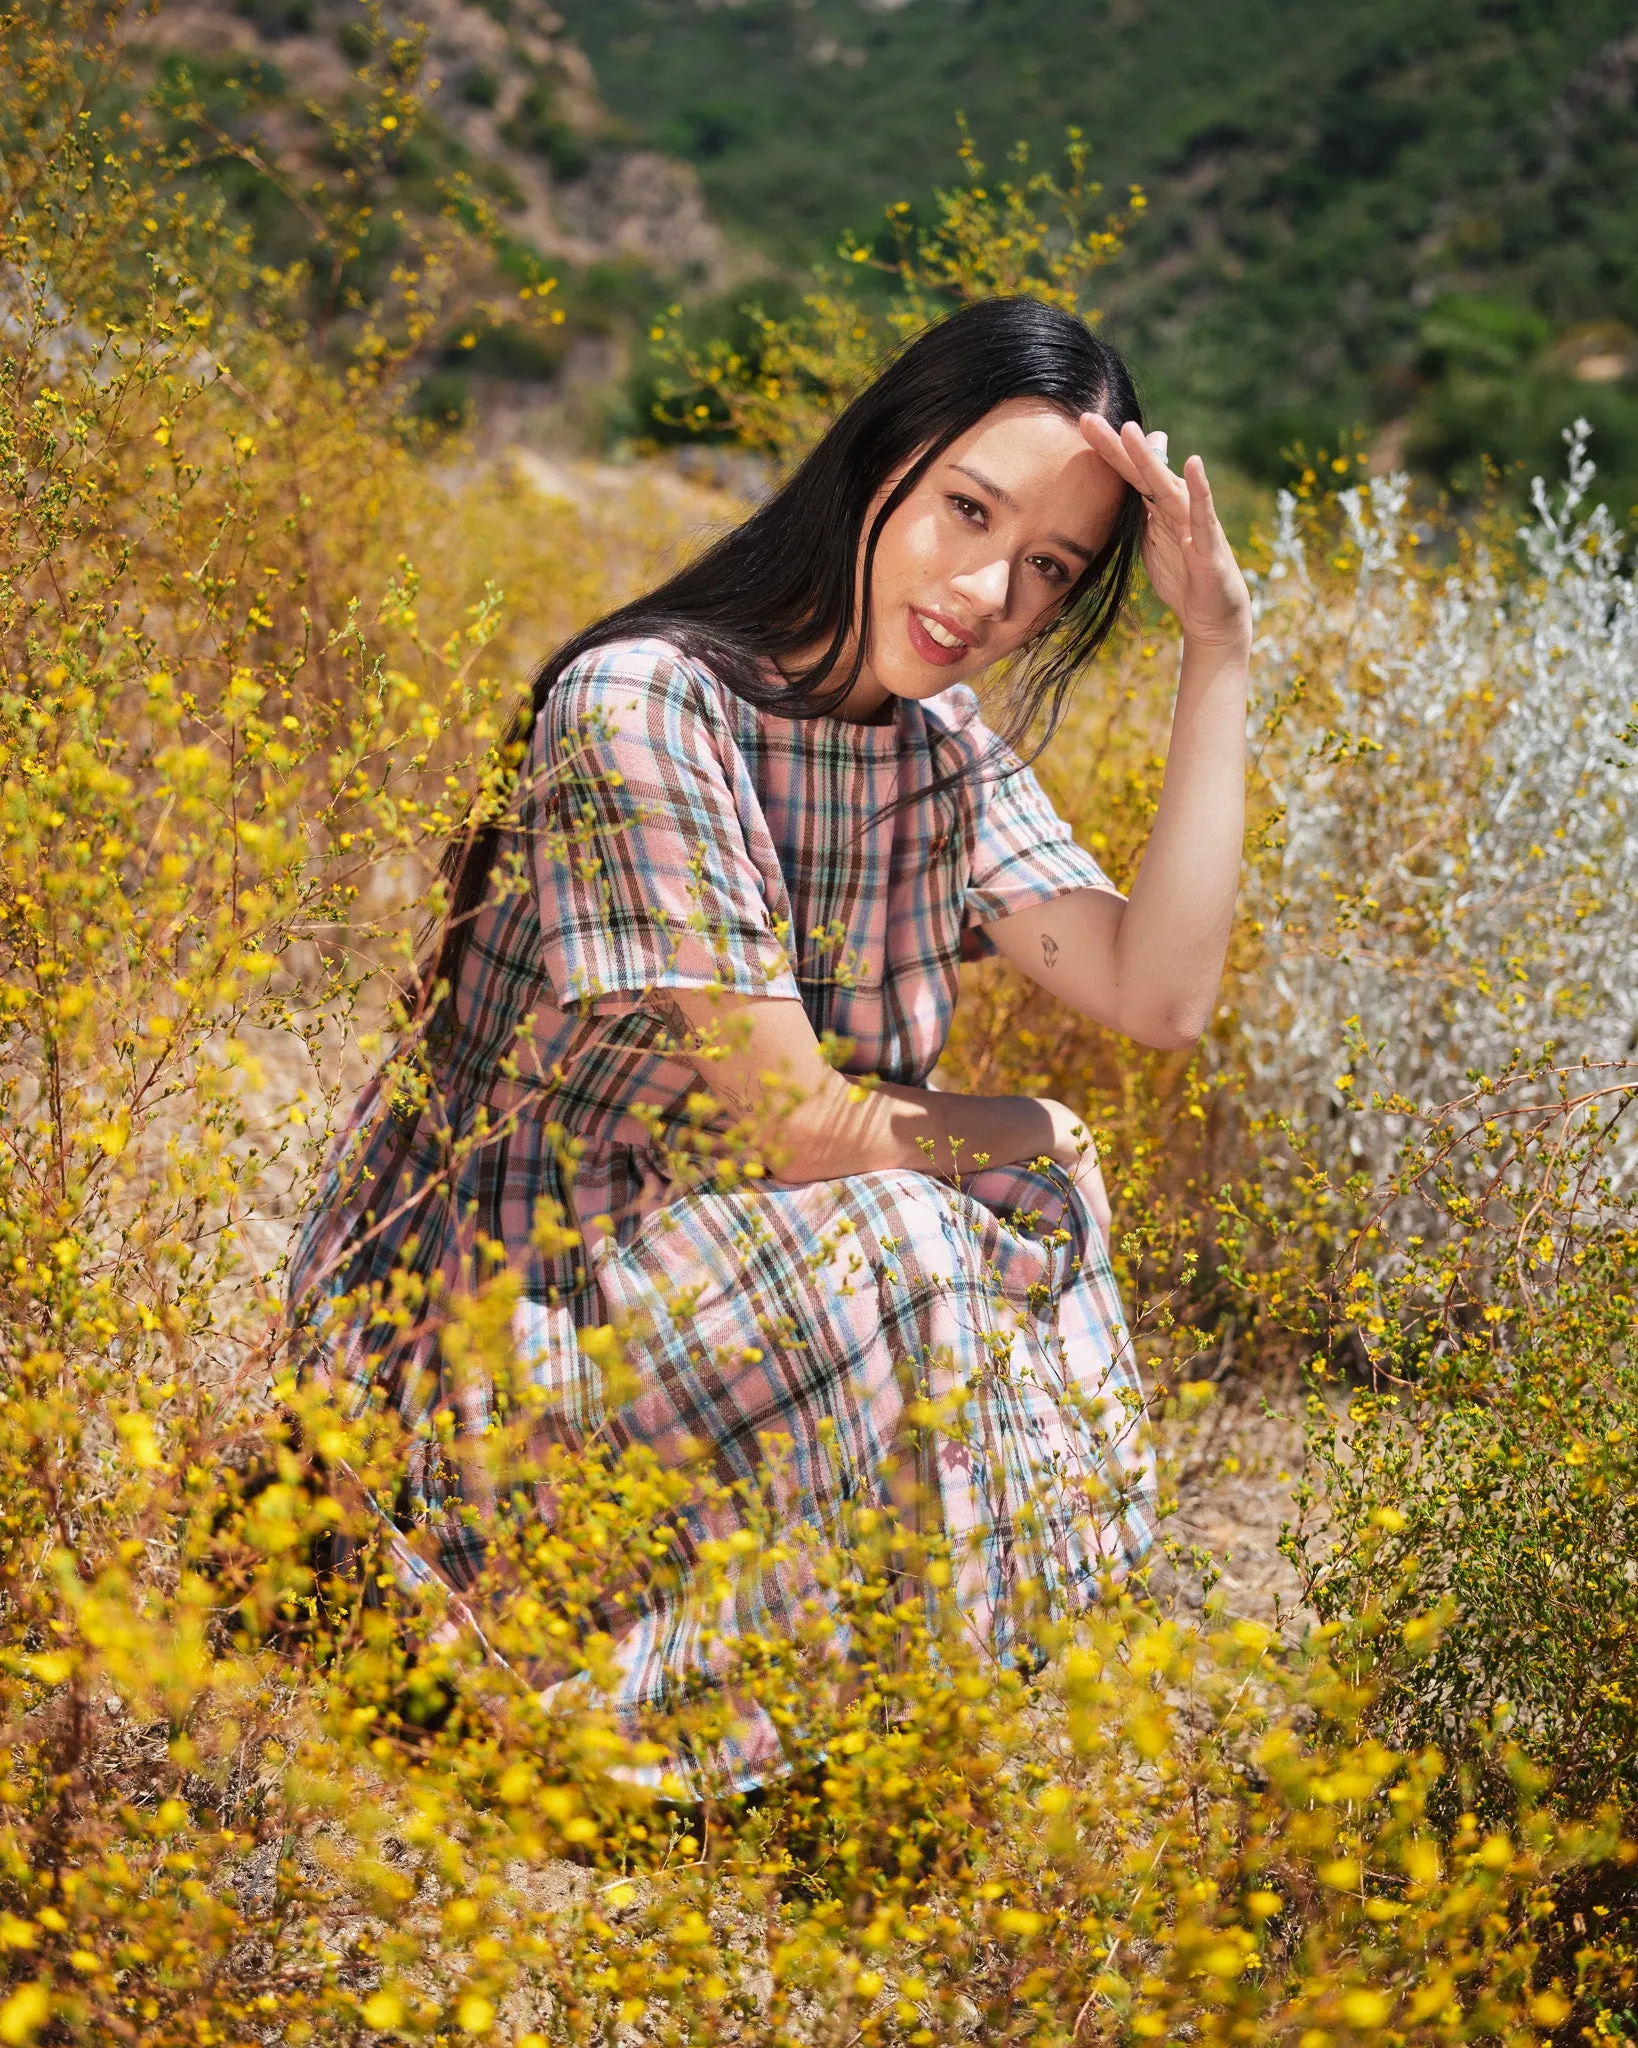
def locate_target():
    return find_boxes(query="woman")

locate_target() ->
[288,296,1251,1777]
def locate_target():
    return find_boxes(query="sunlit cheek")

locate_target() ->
[890,505,955,586]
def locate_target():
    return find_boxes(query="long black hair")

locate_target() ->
[428,295,1144,1005]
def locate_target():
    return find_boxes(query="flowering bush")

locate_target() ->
[651,121,1142,465]
[1240,444,1638,1169]
[1294,1058,1638,1789]
[1,6,1637,2045]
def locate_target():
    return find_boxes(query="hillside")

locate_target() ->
[130,0,757,440]
[131,0,1638,509]
[553,0,1638,507]
[137,0,727,273]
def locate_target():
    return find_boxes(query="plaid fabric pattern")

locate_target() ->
[288,639,1156,1777]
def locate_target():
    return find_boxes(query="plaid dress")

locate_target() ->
[288,637,1156,1777]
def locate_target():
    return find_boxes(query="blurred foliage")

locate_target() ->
[1404,298,1638,508]
[559,0,1638,511]
[3,4,1638,2044]
[107,0,1638,508]
[122,0,579,422]
[648,123,1140,463]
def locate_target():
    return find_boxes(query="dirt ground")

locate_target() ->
[1147,1367,1314,1633]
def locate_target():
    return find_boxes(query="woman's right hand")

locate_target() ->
[1032,1096,1111,1247]
[1033,1095,1096,1173]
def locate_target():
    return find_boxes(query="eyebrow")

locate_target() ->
[949,461,1098,563]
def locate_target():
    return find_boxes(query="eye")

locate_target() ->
[1028,554,1071,585]
[948,493,986,526]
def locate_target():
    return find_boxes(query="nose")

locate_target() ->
[950,554,1012,620]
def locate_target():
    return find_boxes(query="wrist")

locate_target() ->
[1178,625,1252,685]
[1180,610,1252,659]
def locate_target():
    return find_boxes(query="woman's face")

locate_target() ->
[844,397,1129,717]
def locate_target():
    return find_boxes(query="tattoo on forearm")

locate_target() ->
[650,993,755,1118]
[650,992,694,1054]
[1040,933,1060,970]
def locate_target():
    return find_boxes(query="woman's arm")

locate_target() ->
[641,986,1097,1193]
[981,631,1246,1049]
[981,422,1251,1052]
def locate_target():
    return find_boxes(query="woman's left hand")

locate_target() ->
[1081,414,1251,651]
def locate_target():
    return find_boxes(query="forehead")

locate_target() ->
[941,398,1126,535]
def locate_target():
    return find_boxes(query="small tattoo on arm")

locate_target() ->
[650,993,754,1117]
[1040,933,1060,970]
[651,993,695,1051]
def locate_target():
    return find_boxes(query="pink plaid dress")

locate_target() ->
[289,638,1155,1774]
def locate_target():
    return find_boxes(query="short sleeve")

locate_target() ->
[522,641,800,1010]
[961,753,1113,958]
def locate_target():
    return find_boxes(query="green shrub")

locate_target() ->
[337,17,373,65]
[1287,1058,1638,2008]
[410,364,474,425]
[502,83,591,183]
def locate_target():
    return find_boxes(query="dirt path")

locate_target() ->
[1148,1370,1313,1631]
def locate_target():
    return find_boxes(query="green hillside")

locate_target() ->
[558,0,1638,506]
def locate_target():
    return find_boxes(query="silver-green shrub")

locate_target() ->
[1242,425,1637,1168]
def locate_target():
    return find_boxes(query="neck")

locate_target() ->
[834,675,895,724]
[783,636,893,725]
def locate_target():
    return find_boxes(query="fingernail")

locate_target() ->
[1148,431,1169,458]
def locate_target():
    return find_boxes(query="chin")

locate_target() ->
[887,638,980,699]
[888,667,966,703]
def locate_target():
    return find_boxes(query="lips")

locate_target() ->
[906,606,972,669]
